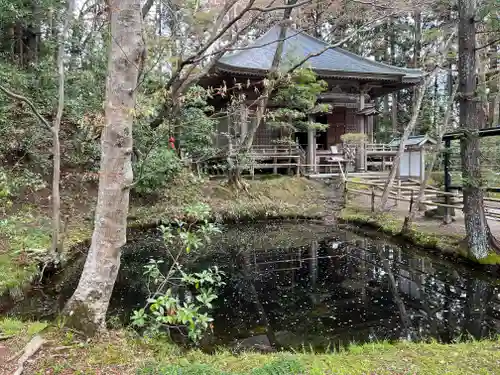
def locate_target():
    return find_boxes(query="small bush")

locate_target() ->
[133,148,183,195]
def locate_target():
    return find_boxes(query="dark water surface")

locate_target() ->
[3,222,500,351]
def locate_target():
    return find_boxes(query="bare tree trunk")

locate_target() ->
[51,0,75,257]
[402,83,458,233]
[390,17,398,134]
[378,31,456,212]
[458,0,498,258]
[488,41,499,127]
[378,80,428,211]
[241,1,297,151]
[64,0,144,334]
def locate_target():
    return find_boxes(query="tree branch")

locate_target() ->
[476,37,500,51]
[287,16,390,73]
[0,85,53,132]
[142,0,155,18]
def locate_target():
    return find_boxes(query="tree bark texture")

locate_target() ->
[64,0,144,333]
[458,0,491,259]
[489,42,499,127]
[390,17,398,134]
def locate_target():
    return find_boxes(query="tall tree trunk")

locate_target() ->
[383,23,390,131]
[458,0,497,259]
[378,80,428,211]
[411,11,422,111]
[390,17,398,134]
[488,42,499,127]
[242,1,297,151]
[378,32,455,212]
[64,0,144,334]
[51,0,75,257]
[402,83,458,233]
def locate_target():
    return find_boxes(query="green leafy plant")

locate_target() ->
[131,203,225,342]
[267,68,329,133]
[133,148,183,195]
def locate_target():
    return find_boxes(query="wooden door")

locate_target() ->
[327,108,346,146]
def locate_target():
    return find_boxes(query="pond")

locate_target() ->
[2,222,500,352]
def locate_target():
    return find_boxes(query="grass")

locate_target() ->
[339,204,500,265]
[130,175,329,224]
[0,175,329,296]
[1,321,497,375]
[0,207,93,297]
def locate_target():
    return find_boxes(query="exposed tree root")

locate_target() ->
[459,225,500,256]
[12,335,46,375]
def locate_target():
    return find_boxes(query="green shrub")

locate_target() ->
[133,148,183,195]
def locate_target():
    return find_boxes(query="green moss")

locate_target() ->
[347,177,371,191]
[130,176,328,224]
[472,251,500,265]
[137,338,500,375]
[0,211,94,295]
[339,205,500,266]
[2,320,498,375]
[0,317,47,337]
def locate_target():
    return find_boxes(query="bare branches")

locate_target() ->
[287,16,390,73]
[248,0,316,12]
[476,37,500,51]
[0,85,53,132]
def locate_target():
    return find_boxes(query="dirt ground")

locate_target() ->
[350,193,500,239]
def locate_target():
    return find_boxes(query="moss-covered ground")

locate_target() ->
[339,203,500,266]
[0,175,330,296]
[1,318,499,375]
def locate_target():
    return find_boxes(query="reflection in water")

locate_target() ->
[3,223,500,352]
[202,224,500,351]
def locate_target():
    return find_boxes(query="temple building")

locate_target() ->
[201,25,424,173]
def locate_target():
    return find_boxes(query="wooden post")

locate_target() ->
[355,91,367,173]
[273,145,278,174]
[306,118,316,174]
[371,187,375,212]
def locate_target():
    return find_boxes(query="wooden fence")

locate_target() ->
[346,178,500,222]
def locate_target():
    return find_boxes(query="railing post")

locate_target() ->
[371,187,375,213]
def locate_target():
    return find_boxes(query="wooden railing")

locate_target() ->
[346,178,500,221]
[366,143,396,152]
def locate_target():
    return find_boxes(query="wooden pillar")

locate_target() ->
[307,116,317,173]
[367,114,374,143]
[356,92,367,172]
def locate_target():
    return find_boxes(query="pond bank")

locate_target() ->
[0,176,332,296]
[340,198,500,267]
[1,319,499,375]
